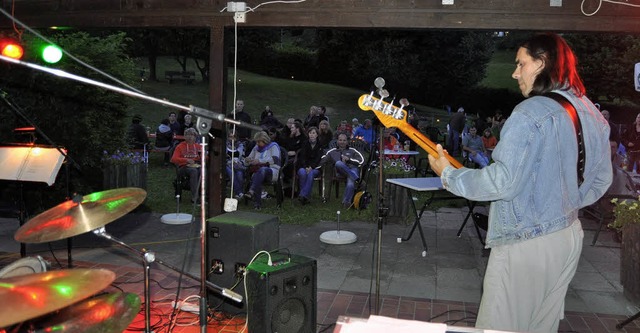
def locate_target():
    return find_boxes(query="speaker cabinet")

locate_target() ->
[206,211,279,313]
[246,254,317,333]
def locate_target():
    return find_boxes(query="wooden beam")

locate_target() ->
[2,0,640,32]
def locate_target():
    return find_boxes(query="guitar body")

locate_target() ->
[358,94,463,169]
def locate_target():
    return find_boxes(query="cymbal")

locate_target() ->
[30,292,141,333]
[14,187,147,244]
[0,268,116,327]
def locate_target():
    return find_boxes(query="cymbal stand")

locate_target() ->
[92,227,242,333]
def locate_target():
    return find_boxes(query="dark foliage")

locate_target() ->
[0,31,136,209]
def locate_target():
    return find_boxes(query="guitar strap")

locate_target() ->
[545,92,585,186]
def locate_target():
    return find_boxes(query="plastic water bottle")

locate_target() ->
[622,154,629,171]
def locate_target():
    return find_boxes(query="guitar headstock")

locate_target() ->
[358,93,409,130]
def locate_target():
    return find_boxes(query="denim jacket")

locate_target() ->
[441,90,612,248]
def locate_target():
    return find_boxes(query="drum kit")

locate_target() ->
[0,187,148,332]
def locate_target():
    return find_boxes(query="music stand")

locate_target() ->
[0,146,65,186]
[0,145,65,256]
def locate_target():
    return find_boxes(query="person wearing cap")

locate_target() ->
[126,114,148,149]
[351,118,360,138]
[243,131,282,210]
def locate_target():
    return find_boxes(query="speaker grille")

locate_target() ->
[272,298,306,333]
[246,254,317,333]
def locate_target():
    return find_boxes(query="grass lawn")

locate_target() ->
[131,56,502,224]
[480,50,517,91]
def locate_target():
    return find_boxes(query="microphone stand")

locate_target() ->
[374,124,388,315]
[0,55,261,332]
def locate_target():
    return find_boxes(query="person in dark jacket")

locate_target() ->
[296,127,323,204]
[320,133,365,207]
[127,114,148,149]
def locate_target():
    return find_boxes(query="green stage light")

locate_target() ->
[42,44,62,64]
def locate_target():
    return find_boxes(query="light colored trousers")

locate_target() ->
[476,219,583,333]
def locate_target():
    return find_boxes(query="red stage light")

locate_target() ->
[1,40,24,60]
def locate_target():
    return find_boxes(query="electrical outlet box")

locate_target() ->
[235,263,247,278]
[211,259,224,274]
[234,12,246,23]
[442,0,454,5]
[550,0,562,7]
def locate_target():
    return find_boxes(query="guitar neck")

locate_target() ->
[395,123,463,169]
[357,93,462,169]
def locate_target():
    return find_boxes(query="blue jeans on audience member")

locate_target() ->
[469,151,490,168]
[334,161,359,205]
[297,167,320,199]
[249,167,273,207]
[225,165,244,196]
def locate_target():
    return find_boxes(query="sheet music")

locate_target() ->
[0,147,65,186]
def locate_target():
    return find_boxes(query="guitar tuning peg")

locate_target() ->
[379,89,390,98]
[374,77,385,89]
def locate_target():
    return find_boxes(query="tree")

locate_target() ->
[318,30,494,106]
[564,33,640,104]
[0,31,136,204]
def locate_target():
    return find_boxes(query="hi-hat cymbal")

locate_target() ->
[14,187,147,244]
[0,268,116,327]
[30,292,141,333]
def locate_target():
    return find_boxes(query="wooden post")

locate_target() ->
[621,223,640,303]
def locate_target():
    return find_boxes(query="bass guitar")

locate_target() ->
[357,85,462,169]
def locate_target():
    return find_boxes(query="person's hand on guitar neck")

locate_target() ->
[427,144,452,176]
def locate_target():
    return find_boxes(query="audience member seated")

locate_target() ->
[296,126,323,205]
[380,127,405,159]
[170,128,202,204]
[259,106,283,131]
[303,105,322,129]
[353,118,375,146]
[336,120,352,139]
[281,122,306,184]
[127,114,149,149]
[281,118,295,138]
[481,127,498,160]
[318,120,333,149]
[243,131,282,210]
[155,118,174,167]
[226,131,245,199]
[351,118,360,137]
[180,114,195,135]
[320,133,365,208]
[168,111,182,138]
[462,126,490,168]
[318,105,330,123]
[282,122,306,158]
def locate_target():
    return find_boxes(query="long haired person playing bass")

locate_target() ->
[429,33,612,332]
